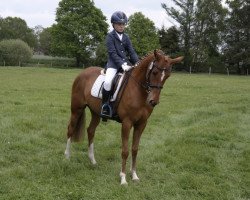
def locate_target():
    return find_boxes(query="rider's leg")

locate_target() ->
[101,68,117,118]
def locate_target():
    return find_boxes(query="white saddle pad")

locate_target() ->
[91,73,125,102]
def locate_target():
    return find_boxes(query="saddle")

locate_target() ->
[91,70,130,122]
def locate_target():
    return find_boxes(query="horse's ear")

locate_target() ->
[154,49,161,61]
[171,56,184,64]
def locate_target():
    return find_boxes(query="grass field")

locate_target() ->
[0,67,249,200]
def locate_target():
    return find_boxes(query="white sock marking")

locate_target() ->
[88,143,97,165]
[64,138,71,159]
[120,172,128,185]
[131,170,139,181]
[161,70,165,81]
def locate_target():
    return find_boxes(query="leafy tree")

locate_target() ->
[162,0,195,68]
[50,0,108,67]
[192,0,227,71]
[33,25,44,53]
[223,0,250,74]
[0,17,37,48]
[32,26,52,55]
[158,26,180,56]
[39,27,53,55]
[0,39,33,66]
[162,0,226,72]
[95,40,108,67]
[126,12,160,57]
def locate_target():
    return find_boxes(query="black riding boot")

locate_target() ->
[100,88,112,120]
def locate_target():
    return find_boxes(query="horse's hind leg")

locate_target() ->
[65,106,86,159]
[87,111,100,165]
[64,111,79,159]
[65,114,76,159]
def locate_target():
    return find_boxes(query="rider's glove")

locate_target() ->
[121,62,132,71]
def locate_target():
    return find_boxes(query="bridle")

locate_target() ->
[145,60,172,91]
[129,60,172,93]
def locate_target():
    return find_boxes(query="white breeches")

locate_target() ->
[103,68,117,91]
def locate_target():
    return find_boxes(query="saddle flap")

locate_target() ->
[91,73,125,102]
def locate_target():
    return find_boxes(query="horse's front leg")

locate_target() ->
[131,121,147,181]
[120,120,132,185]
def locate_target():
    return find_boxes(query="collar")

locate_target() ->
[115,31,123,41]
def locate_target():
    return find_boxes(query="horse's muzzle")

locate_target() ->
[149,100,158,107]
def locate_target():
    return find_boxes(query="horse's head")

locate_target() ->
[146,50,183,107]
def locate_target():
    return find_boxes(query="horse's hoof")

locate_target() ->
[64,151,70,159]
[91,160,97,165]
[132,176,140,181]
[131,171,140,181]
[120,172,128,185]
[121,180,128,185]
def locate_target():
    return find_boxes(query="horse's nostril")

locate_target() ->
[149,100,157,107]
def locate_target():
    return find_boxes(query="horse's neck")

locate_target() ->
[133,54,154,82]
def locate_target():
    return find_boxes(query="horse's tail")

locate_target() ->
[66,73,87,142]
[67,101,86,142]
[71,108,86,142]
[68,108,86,142]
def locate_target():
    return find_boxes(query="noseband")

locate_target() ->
[144,60,171,93]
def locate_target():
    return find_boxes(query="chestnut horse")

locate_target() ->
[64,50,183,185]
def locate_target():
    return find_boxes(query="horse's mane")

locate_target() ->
[134,49,165,68]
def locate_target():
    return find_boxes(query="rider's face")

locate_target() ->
[113,23,126,33]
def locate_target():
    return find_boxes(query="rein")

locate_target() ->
[127,70,149,92]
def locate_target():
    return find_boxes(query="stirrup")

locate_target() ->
[100,104,113,119]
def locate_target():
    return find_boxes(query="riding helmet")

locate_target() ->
[111,11,128,24]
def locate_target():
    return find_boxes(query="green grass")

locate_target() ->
[0,67,249,200]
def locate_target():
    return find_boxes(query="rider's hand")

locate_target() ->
[121,63,132,71]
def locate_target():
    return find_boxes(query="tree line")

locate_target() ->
[0,0,249,74]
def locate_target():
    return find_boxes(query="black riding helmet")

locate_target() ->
[111,11,128,24]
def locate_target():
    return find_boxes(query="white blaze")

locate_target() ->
[161,70,165,81]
